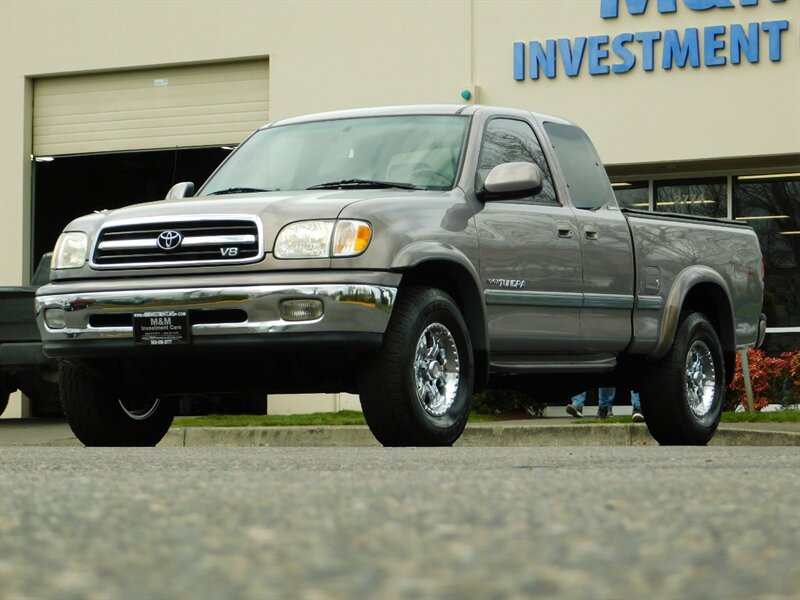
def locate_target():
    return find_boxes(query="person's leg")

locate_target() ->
[566,392,586,417]
[597,388,615,418]
[598,388,615,408]
[631,391,645,422]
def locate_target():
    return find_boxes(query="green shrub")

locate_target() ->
[471,389,546,416]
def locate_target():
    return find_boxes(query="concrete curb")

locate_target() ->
[3,419,798,447]
[154,423,800,448]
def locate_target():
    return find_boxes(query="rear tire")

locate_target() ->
[359,286,473,447]
[59,362,176,446]
[640,312,726,445]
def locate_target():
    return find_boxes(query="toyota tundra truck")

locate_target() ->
[34,105,767,447]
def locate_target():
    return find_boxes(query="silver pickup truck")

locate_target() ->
[35,105,766,447]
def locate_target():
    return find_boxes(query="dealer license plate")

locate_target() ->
[133,310,190,345]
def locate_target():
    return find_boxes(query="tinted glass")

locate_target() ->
[476,118,557,204]
[543,122,615,210]
[654,178,726,218]
[200,115,469,193]
[612,181,649,209]
[734,176,800,332]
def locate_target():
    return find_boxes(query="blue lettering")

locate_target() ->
[514,42,525,80]
[558,37,587,77]
[761,20,789,61]
[602,0,784,18]
[662,28,701,69]
[730,22,759,63]
[601,0,677,18]
[740,0,786,5]
[704,25,727,66]
[634,30,662,71]
[611,33,637,73]
[588,35,611,74]
[515,1,788,81]
[683,0,734,10]
[530,40,557,79]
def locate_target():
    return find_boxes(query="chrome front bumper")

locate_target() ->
[35,282,397,342]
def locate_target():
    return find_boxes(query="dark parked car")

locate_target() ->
[1,253,60,416]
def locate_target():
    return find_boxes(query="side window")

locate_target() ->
[476,118,558,204]
[543,121,615,210]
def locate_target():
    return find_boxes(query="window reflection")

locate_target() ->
[477,118,558,204]
[612,182,649,210]
[734,176,800,331]
[654,178,726,218]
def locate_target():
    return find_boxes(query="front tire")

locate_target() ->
[640,312,726,445]
[359,286,474,447]
[59,362,176,446]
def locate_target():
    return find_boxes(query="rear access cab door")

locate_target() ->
[541,119,634,356]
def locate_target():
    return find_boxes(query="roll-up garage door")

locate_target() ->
[33,59,269,156]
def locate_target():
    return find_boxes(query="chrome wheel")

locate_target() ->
[684,340,716,418]
[414,322,460,417]
[118,397,161,421]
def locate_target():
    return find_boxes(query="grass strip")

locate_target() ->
[176,409,800,428]
[177,410,502,428]
[575,409,800,425]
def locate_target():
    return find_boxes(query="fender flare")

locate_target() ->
[650,265,735,360]
[391,241,489,385]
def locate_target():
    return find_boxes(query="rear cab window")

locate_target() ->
[543,122,615,210]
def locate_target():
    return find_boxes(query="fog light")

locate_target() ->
[279,299,324,321]
[44,308,66,329]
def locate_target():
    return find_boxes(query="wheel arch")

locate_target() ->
[650,266,736,383]
[391,243,488,391]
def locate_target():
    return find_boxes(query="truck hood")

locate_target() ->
[99,189,411,225]
[53,188,454,281]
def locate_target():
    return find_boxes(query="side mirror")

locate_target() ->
[165,181,195,200]
[481,162,543,199]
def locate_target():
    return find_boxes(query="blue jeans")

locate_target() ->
[571,388,641,411]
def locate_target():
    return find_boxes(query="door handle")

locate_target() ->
[557,223,574,238]
[584,227,599,241]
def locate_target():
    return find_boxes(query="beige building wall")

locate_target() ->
[2,0,798,284]
[1,1,798,415]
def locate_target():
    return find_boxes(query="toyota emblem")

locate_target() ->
[156,230,183,251]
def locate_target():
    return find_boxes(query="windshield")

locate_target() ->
[200,115,470,194]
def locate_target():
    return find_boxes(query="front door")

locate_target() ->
[472,117,583,361]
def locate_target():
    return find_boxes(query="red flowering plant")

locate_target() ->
[726,349,800,411]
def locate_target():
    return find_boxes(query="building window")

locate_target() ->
[734,175,800,351]
[654,178,726,218]
[611,181,649,210]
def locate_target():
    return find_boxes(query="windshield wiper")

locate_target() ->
[306,179,424,191]
[208,187,277,195]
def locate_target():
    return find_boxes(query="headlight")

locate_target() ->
[274,221,335,259]
[274,220,371,259]
[51,232,88,269]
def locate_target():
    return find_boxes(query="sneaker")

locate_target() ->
[566,404,583,418]
[596,407,613,419]
[632,408,645,423]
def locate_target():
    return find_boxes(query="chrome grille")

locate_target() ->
[91,216,263,268]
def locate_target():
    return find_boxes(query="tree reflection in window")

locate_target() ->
[476,118,558,204]
[612,181,649,210]
[654,178,726,218]
[734,176,800,333]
